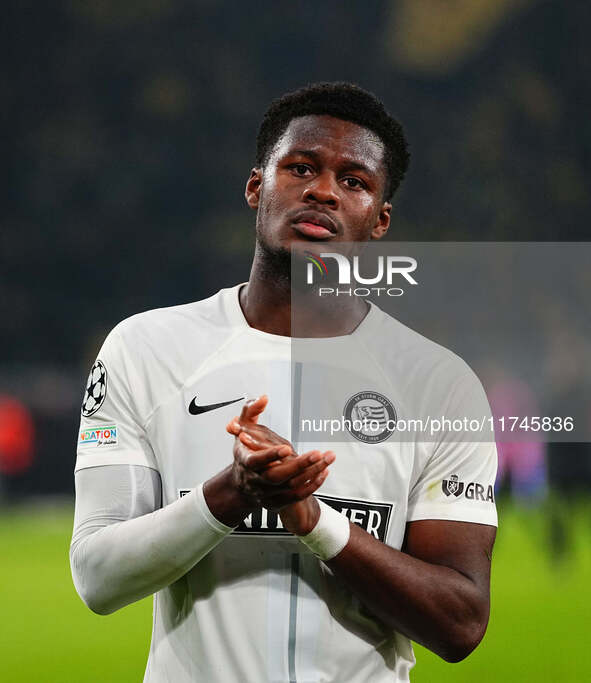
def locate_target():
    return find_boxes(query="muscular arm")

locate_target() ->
[326,518,495,663]
[230,411,496,663]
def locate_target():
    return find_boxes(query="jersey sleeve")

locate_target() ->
[407,369,498,527]
[75,327,158,472]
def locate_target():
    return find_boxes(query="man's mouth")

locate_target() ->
[292,211,337,240]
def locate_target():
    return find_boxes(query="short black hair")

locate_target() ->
[256,82,410,200]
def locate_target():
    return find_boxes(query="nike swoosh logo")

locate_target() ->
[188,396,244,415]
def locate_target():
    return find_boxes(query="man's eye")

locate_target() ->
[344,177,365,189]
[291,164,311,175]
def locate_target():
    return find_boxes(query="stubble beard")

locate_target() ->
[254,229,316,297]
[254,230,292,287]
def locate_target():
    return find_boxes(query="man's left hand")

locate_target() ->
[226,398,334,535]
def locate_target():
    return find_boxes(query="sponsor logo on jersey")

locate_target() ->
[343,391,396,443]
[442,474,495,502]
[316,495,394,541]
[179,489,394,541]
[81,360,107,417]
[442,474,464,497]
[78,424,118,449]
[187,396,244,415]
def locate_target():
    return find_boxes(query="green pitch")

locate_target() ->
[1,500,589,682]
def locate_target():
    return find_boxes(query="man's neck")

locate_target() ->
[240,250,370,338]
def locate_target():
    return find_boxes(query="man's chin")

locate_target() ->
[256,234,311,260]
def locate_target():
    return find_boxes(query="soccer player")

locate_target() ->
[70,82,497,682]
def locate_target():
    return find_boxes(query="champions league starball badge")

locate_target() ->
[81,360,108,417]
[343,391,396,443]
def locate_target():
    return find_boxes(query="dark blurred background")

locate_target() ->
[1,0,589,498]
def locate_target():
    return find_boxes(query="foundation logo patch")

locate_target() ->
[343,391,396,443]
[81,360,107,417]
[78,424,118,449]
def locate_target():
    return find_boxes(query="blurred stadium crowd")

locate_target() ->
[2,0,590,511]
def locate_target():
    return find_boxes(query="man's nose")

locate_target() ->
[302,173,339,207]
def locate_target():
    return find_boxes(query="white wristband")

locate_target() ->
[299,500,350,561]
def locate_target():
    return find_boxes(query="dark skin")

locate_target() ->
[205,114,496,662]
[242,114,391,337]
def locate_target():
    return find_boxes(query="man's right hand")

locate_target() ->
[203,396,334,527]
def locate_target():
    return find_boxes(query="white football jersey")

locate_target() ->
[75,283,497,683]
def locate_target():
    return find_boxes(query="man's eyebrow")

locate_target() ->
[340,159,373,174]
[284,149,374,174]
[285,149,321,161]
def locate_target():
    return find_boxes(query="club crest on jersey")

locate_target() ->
[343,391,396,443]
[442,474,464,497]
[81,360,107,417]
[442,474,495,502]
[178,490,394,541]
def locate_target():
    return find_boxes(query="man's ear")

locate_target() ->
[371,201,392,240]
[245,168,263,209]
